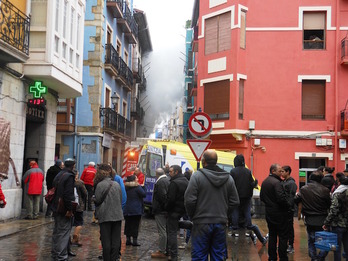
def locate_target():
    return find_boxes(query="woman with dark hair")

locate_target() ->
[123,174,146,246]
[94,164,123,261]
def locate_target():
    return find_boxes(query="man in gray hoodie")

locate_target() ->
[185,150,240,261]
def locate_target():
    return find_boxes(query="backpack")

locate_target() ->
[0,117,20,186]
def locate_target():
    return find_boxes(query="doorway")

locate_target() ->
[299,157,326,188]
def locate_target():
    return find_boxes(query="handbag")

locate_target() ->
[44,187,56,204]
[44,172,66,204]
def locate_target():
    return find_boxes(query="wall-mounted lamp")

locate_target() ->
[111,92,120,112]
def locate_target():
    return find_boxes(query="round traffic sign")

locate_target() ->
[188,112,212,138]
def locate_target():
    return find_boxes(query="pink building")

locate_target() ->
[191,0,348,187]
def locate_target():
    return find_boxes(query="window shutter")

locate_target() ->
[218,12,231,52]
[204,80,230,115]
[240,11,246,49]
[205,16,218,55]
[302,80,325,119]
[304,12,325,30]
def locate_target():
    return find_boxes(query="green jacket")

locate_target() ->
[324,185,348,228]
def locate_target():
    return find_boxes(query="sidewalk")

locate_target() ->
[0,213,53,239]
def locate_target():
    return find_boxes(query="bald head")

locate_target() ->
[202,149,218,167]
[155,168,164,178]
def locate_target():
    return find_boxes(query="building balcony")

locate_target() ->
[100,107,131,139]
[56,99,75,132]
[341,38,348,65]
[106,0,123,19]
[138,73,147,91]
[0,0,30,64]
[117,4,137,44]
[105,44,120,76]
[131,97,143,120]
[132,58,142,83]
[117,58,133,91]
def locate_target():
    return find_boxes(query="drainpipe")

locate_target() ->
[334,0,340,171]
[74,98,79,171]
[26,0,31,16]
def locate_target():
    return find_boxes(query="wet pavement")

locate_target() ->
[0,212,336,260]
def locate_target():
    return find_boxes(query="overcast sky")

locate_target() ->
[133,0,194,136]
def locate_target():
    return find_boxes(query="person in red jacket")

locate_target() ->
[23,160,44,219]
[80,162,97,211]
[134,167,145,186]
[0,183,6,208]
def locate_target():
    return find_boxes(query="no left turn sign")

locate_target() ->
[188,112,212,138]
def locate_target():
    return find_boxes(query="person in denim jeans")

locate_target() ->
[323,175,348,261]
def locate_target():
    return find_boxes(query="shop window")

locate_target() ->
[302,80,325,120]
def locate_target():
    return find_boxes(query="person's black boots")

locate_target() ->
[126,236,132,245]
[132,237,140,246]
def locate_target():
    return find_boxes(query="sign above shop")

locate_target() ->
[29,81,47,98]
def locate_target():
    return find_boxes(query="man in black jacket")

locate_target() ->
[281,165,297,253]
[51,158,76,261]
[260,163,289,261]
[166,165,188,261]
[295,171,331,261]
[45,159,64,217]
[230,154,268,245]
[151,168,170,258]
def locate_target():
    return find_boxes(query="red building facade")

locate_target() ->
[191,0,348,187]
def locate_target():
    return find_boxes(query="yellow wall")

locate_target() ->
[11,0,26,14]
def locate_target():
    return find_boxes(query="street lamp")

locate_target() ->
[142,127,147,137]
[111,92,119,112]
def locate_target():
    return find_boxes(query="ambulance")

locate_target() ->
[122,139,237,209]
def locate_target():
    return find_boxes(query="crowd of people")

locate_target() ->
[10,151,348,261]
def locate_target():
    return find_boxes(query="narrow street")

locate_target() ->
[0,212,335,260]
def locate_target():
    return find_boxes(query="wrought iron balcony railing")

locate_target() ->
[131,97,141,119]
[118,57,133,88]
[0,0,30,56]
[106,0,123,18]
[105,44,120,73]
[100,107,131,138]
[123,4,132,31]
[129,16,138,39]
[133,58,142,82]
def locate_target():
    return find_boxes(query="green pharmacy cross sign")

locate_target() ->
[29,81,47,98]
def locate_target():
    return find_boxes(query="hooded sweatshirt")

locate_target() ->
[185,165,240,224]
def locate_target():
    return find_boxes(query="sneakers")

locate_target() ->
[287,245,295,253]
[232,230,239,237]
[262,234,269,246]
[250,233,257,245]
[151,251,167,258]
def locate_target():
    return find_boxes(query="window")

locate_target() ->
[107,25,112,45]
[105,88,111,108]
[63,1,67,38]
[303,12,325,50]
[204,80,230,119]
[205,12,231,55]
[55,0,59,32]
[76,15,81,50]
[123,101,127,117]
[124,50,129,65]
[240,11,246,49]
[147,153,162,177]
[238,80,244,119]
[302,80,325,120]
[116,39,121,55]
[69,48,73,64]
[70,8,75,45]
[62,42,67,59]
[75,54,79,68]
[54,36,59,53]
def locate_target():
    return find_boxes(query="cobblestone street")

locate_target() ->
[0,212,336,260]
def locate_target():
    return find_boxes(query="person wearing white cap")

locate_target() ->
[81,162,97,211]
